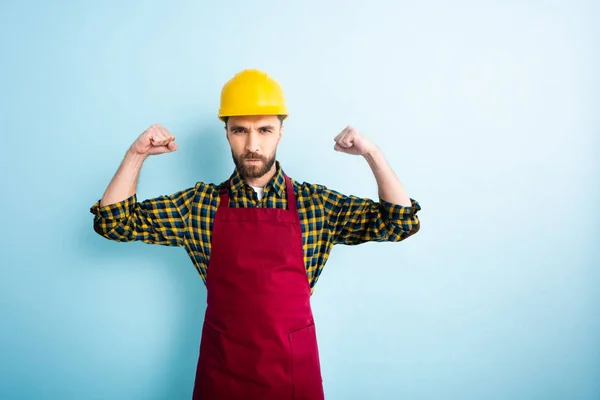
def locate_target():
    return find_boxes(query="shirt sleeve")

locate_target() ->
[89,185,200,247]
[319,187,421,245]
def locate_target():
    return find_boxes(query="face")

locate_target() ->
[225,115,283,179]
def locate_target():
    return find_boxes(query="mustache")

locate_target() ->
[242,153,265,161]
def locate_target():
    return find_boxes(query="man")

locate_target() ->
[90,69,421,399]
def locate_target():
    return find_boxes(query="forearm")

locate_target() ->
[363,147,412,207]
[99,148,147,207]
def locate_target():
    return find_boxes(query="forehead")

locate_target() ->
[227,115,280,127]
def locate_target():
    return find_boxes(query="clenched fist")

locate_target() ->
[333,125,377,156]
[130,123,178,156]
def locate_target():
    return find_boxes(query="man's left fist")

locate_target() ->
[334,126,377,156]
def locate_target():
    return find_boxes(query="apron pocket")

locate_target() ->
[289,324,324,399]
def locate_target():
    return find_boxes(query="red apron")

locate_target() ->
[192,174,325,400]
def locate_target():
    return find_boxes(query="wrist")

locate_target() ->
[125,147,149,166]
[363,145,382,162]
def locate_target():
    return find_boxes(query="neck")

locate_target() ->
[243,163,277,188]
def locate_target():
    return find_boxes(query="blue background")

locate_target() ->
[1,1,599,399]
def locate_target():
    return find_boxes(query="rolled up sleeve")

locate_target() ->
[379,197,421,240]
[90,195,137,220]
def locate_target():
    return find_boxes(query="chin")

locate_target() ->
[243,168,267,179]
[232,151,276,179]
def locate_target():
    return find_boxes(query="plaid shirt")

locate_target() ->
[90,161,421,294]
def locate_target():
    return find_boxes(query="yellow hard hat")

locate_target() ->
[218,69,288,121]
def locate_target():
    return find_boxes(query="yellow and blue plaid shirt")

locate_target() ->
[90,161,421,294]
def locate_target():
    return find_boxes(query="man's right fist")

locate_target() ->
[130,124,178,156]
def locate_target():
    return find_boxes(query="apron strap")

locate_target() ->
[283,174,297,213]
[219,181,231,207]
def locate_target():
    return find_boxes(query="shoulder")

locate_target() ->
[288,175,350,198]
[288,176,328,196]
[184,181,223,205]
[188,180,219,193]
[287,177,349,207]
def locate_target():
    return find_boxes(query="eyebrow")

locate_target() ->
[229,125,276,131]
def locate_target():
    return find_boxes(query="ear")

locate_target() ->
[277,124,284,144]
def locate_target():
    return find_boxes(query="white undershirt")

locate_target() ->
[250,186,265,200]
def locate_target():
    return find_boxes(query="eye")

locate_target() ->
[260,127,272,133]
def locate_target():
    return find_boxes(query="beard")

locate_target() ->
[231,149,276,179]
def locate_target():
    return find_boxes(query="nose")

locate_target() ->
[245,130,260,153]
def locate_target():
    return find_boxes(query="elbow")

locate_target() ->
[93,220,117,241]
[385,218,420,242]
[92,218,134,242]
[403,219,420,239]
[93,219,110,237]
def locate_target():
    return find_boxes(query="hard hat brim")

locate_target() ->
[218,108,288,122]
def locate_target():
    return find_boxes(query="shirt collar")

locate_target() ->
[229,160,286,198]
